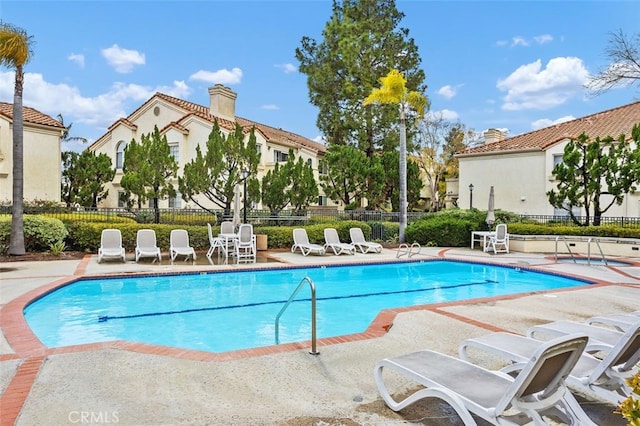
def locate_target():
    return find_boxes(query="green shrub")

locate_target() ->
[65,223,210,252]
[367,221,398,242]
[0,215,68,251]
[406,215,474,246]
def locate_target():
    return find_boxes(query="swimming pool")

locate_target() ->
[24,260,591,353]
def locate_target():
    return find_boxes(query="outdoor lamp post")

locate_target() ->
[241,169,250,223]
[469,183,474,209]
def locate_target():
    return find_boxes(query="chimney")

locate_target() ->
[208,84,237,121]
[483,128,505,144]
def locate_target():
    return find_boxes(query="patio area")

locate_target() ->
[1,246,639,425]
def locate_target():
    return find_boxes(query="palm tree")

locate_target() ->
[57,114,88,145]
[364,69,427,243]
[0,21,34,255]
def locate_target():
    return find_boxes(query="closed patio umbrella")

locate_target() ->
[486,186,495,228]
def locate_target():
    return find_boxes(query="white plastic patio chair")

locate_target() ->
[206,223,226,259]
[459,321,640,405]
[169,229,196,261]
[375,333,596,425]
[349,227,382,254]
[235,223,256,263]
[323,228,355,255]
[291,228,325,256]
[135,229,161,262]
[98,228,126,263]
[486,223,509,254]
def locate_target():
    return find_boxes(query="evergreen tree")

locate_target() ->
[120,126,178,223]
[296,0,426,154]
[61,150,114,208]
[547,124,640,226]
[179,122,260,216]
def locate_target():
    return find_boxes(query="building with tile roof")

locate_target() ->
[89,85,332,210]
[0,102,65,203]
[454,101,640,217]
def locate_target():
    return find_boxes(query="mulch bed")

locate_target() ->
[0,251,87,262]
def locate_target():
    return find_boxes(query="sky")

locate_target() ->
[0,0,638,153]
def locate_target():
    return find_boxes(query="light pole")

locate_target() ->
[469,183,474,210]
[241,169,250,223]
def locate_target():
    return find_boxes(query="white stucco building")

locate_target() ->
[89,85,332,210]
[455,101,640,217]
[0,102,65,203]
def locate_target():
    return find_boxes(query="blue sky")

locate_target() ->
[0,0,638,153]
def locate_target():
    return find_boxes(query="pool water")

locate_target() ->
[24,260,591,353]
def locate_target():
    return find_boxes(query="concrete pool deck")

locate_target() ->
[1,247,639,425]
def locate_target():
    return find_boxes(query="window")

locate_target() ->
[118,191,126,208]
[116,141,127,169]
[319,161,329,175]
[169,193,182,209]
[307,158,313,168]
[553,154,563,168]
[255,144,262,155]
[273,150,288,163]
[318,195,328,206]
[169,143,179,162]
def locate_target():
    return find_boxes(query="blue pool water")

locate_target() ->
[24,261,591,353]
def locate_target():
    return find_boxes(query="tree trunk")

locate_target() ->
[9,67,25,255]
[399,104,407,243]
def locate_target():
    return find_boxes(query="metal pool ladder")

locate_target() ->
[396,242,421,258]
[554,236,607,266]
[275,276,319,355]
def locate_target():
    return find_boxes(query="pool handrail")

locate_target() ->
[275,276,319,355]
[554,236,608,266]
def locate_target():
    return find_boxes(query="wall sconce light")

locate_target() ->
[520,196,526,202]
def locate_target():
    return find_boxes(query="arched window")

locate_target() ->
[116,141,127,169]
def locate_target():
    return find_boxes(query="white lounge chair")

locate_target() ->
[459,323,640,405]
[375,334,597,425]
[169,229,196,261]
[135,229,161,262]
[527,320,625,352]
[349,227,382,254]
[323,228,355,255]
[486,223,509,254]
[586,311,640,332]
[235,223,256,263]
[98,228,126,263]
[206,223,226,259]
[291,228,325,256]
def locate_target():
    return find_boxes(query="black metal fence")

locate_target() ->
[517,215,640,228]
[0,206,427,226]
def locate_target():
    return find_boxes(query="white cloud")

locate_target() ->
[426,109,459,121]
[511,36,529,47]
[495,40,509,47]
[101,44,145,74]
[534,34,553,45]
[189,67,243,85]
[0,71,190,135]
[68,53,85,68]
[261,104,279,110]
[275,63,297,74]
[531,115,575,130]
[497,57,589,111]
[437,85,458,100]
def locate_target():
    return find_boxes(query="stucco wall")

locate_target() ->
[0,119,61,203]
[459,140,640,218]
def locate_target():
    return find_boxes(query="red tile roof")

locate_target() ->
[0,102,64,129]
[153,93,326,153]
[459,101,640,156]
